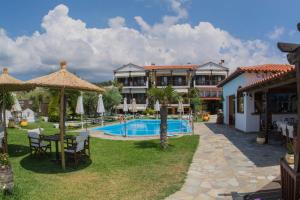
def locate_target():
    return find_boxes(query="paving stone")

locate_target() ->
[166,122,285,200]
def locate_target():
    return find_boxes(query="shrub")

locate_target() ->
[143,108,155,115]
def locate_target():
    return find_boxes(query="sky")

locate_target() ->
[0,0,300,81]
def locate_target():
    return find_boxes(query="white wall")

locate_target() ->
[222,72,270,132]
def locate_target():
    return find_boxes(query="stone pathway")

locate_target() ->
[166,122,285,200]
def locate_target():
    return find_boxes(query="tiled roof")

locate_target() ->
[217,64,293,87]
[238,67,296,92]
[144,65,197,70]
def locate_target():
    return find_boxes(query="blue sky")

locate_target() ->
[0,0,299,81]
[1,0,300,41]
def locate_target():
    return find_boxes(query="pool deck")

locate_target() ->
[89,130,189,140]
[166,122,284,200]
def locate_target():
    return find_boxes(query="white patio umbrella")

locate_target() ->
[155,100,160,119]
[123,97,128,137]
[11,93,22,123]
[178,100,184,132]
[131,98,137,118]
[96,94,105,126]
[76,93,84,129]
[11,93,22,113]
[177,100,184,116]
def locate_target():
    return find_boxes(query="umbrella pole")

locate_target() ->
[81,114,83,129]
[2,89,7,153]
[60,88,66,170]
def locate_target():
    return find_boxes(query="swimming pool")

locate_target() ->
[93,119,192,136]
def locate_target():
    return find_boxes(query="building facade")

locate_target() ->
[218,64,293,132]
[114,61,229,114]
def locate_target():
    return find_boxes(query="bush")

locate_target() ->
[143,108,155,115]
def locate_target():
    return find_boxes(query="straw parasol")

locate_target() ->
[27,61,103,169]
[0,68,33,153]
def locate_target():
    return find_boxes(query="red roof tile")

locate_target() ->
[217,64,293,87]
[144,65,197,70]
[238,67,296,92]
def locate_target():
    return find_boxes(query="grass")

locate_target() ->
[1,121,199,200]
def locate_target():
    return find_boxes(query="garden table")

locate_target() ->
[43,134,75,162]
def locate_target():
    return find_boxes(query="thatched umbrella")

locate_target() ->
[27,61,103,169]
[0,68,33,153]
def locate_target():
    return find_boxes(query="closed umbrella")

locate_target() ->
[76,94,84,129]
[155,100,160,119]
[178,100,184,132]
[131,98,137,118]
[27,61,103,169]
[11,93,22,113]
[123,98,128,137]
[96,94,105,126]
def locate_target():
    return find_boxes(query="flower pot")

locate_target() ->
[0,166,14,193]
[256,137,265,144]
[285,153,294,165]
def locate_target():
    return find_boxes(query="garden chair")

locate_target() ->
[28,132,51,157]
[64,135,86,167]
[79,131,90,157]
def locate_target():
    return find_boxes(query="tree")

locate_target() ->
[188,88,202,121]
[103,87,122,114]
[0,92,15,121]
[83,92,98,117]
[19,88,51,112]
[148,85,179,149]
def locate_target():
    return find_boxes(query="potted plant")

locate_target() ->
[256,133,266,144]
[20,119,28,127]
[0,154,14,193]
[285,141,294,165]
[216,109,224,124]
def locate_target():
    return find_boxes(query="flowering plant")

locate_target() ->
[0,154,10,167]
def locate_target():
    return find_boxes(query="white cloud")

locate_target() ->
[0,3,285,81]
[268,26,285,40]
[108,16,126,28]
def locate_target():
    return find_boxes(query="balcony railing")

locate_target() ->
[200,91,222,98]
[195,80,222,86]
[156,80,189,87]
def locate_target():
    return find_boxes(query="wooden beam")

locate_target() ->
[2,89,7,153]
[295,61,300,173]
[60,88,66,170]
[264,91,271,144]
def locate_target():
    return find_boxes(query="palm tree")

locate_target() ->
[148,85,179,149]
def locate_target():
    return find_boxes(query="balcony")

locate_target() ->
[156,80,190,88]
[117,77,148,88]
[199,91,223,99]
[194,79,223,86]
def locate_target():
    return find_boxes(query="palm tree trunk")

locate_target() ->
[160,104,168,149]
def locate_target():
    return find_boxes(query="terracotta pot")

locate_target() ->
[0,166,14,192]
[256,137,265,144]
[285,153,294,165]
[203,116,209,121]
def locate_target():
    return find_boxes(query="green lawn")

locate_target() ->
[1,122,199,200]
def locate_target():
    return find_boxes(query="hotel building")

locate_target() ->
[114,61,229,114]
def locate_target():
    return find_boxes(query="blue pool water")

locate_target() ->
[93,119,191,136]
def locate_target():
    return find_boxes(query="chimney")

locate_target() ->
[187,62,191,65]
[151,63,155,66]
[219,59,225,66]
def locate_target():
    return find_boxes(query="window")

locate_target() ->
[237,92,244,113]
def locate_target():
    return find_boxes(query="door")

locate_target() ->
[229,95,235,125]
